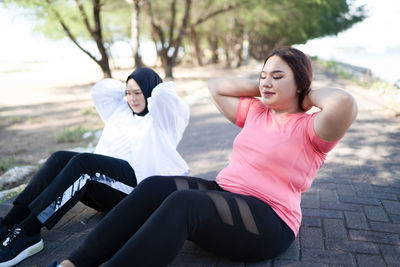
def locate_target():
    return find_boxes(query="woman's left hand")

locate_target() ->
[301,90,313,111]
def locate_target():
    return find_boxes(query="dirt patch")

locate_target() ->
[0,60,260,178]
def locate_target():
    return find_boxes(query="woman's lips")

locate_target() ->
[262,91,275,97]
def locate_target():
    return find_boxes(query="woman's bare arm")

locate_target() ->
[303,88,358,141]
[208,78,260,123]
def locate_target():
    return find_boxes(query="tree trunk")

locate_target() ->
[209,32,219,64]
[164,61,174,78]
[92,0,112,78]
[223,34,232,67]
[131,0,143,68]
[46,0,112,78]
[235,24,244,68]
[98,58,112,78]
[190,28,203,66]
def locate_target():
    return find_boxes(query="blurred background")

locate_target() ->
[0,0,399,180]
[2,0,393,79]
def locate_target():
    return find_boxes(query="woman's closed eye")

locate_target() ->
[259,75,283,80]
[126,90,142,96]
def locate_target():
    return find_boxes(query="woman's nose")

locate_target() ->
[261,78,272,88]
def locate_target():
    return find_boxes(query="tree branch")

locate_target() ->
[169,0,176,46]
[44,0,98,63]
[75,0,93,35]
[190,2,241,31]
[144,0,166,50]
[171,0,191,52]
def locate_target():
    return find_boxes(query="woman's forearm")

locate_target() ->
[304,87,358,141]
[208,78,260,97]
[305,88,357,114]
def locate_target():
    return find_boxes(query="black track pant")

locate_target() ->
[69,175,294,267]
[13,151,136,230]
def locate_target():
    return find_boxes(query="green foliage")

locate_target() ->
[56,125,87,143]
[3,0,130,42]
[0,157,16,173]
[0,185,26,203]
[3,0,367,68]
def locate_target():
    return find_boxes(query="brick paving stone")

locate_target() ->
[381,200,400,215]
[354,183,374,193]
[169,252,217,267]
[355,254,387,267]
[339,195,380,206]
[369,221,400,234]
[301,216,322,228]
[379,244,400,267]
[389,214,400,223]
[344,211,370,230]
[336,184,356,196]
[312,183,337,190]
[275,239,300,261]
[320,201,363,212]
[40,229,71,243]
[323,218,347,239]
[245,261,272,267]
[300,227,324,250]
[364,205,390,222]
[319,189,338,202]
[273,262,328,267]
[302,208,343,219]
[373,185,400,194]
[325,238,379,254]
[216,259,245,267]
[300,194,320,209]
[301,248,356,266]
[349,230,400,245]
[357,191,398,201]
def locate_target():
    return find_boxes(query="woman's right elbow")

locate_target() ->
[208,79,219,94]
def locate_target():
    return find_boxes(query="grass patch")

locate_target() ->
[26,117,42,124]
[81,106,97,116]
[319,58,400,111]
[7,116,23,125]
[56,125,88,143]
[0,157,16,173]
[0,185,26,203]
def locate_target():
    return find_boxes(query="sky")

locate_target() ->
[0,0,399,81]
[297,0,400,55]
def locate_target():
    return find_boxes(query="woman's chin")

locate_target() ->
[129,105,145,114]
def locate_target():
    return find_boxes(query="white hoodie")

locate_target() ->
[92,79,190,183]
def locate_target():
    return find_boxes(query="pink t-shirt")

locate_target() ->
[216,97,339,236]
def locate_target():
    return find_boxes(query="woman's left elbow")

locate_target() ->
[340,92,358,122]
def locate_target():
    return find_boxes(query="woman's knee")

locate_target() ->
[48,150,73,162]
[136,175,168,190]
[67,153,95,167]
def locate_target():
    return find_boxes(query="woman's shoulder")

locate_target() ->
[92,78,125,91]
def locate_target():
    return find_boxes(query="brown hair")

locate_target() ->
[263,47,312,111]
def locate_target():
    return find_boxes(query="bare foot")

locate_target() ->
[60,260,76,267]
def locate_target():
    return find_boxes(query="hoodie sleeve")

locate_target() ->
[148,81,190,146]
[91,78,127,123]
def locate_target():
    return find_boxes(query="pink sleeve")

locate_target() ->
[235,97,254,128]
[307,112,341,154]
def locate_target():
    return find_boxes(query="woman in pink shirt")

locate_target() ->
[54,47,357,267]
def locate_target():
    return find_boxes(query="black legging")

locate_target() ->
[69,175,294,267]
[9,151,136,230]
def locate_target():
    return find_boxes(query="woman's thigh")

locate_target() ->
[185,190,295,261]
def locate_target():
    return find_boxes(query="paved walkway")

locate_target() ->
[1,65,400,266]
